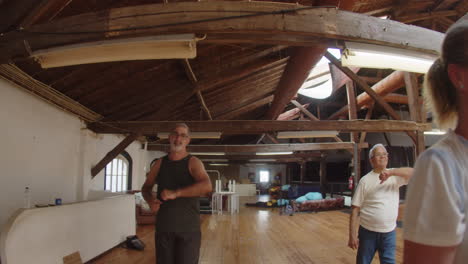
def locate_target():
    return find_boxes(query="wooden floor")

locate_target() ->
[92,196,404,264]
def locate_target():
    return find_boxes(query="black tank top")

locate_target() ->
[156,154,200,232]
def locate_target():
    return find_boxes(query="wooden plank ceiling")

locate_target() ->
[0,0,466,152]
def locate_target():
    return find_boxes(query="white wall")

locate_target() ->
[0,195,135,264]
[0,78,146,236]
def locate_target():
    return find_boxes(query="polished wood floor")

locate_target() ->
[92,196,404,264]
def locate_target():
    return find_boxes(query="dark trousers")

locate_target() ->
[155,231,201,264]
[356,226,396,264]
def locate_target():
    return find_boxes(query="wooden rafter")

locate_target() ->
[181,59,213,120]
[199,153,322,160]
[0,3,444,63]
[265,46,326,120]
[88,120,431,134]
[327,71,406,120]
[398,10,458,23]
[91,133,138,177]
[20,0,73,28]
[290,100,319,121]
[324,52,403,121]
[148,142,369,152]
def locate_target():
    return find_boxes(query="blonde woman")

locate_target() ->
[403,15,468,264]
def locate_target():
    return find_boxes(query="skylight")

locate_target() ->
[298,48,341,99]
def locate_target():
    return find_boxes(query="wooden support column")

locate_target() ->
[319,156,327,195]
[404,72,425,157]
[353,142,361,194]
[360,105,374,143]
[91,133,138,177]
[346,81,359,143]
[300,161,306,184]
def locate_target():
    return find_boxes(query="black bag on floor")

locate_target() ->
[125,235,145,251]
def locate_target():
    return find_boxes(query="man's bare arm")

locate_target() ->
[380,167,414,183]
[404,240,458,264]
[160,157,212,200]
[141,159,162,212]
[348,206,360,250]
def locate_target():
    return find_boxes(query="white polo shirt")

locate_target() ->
[404,130,468,264]
[352,169,407,233]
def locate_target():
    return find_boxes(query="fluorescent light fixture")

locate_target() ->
[191,152,225,156]
[249,159,276,162]
[256,152,293,155]
[255,163,267,166]
[342,41,437,73]
[277,131,338,139]
[298,48,341,99]
[32,34,199,68]
[424,129,446,135]
[157,131,221,139]
[209,163,229,166]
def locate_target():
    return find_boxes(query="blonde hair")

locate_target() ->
[424,17,468,129]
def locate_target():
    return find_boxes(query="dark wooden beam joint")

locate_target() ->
[91,133,139,178]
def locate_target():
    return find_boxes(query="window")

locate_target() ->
[105,152,132,192]
[259,170,270,183]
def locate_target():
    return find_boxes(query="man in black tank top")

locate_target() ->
[142,123,212,264]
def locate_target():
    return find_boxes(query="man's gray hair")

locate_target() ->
[174,122,190,135]
[369,143,386,160]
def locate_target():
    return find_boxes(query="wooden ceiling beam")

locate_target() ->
[324,52,403,121]
[265,46,327,119]
[20,0,73,28]
[291,100,319,121]
[91,133,138,177]
[0,3,444,63]
[182,59,213,120]
[398,10,458,23]
[199,153,322,160]
[327,71,406,120]
[148,142,369,152]
[87,120,431,134]
[277,107,302,121]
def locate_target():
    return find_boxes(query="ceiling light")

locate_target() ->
[255,152,293,155]
[32,34,200,68]
[424,129,446,135]
[276,131,338,139]
[342,41,436,73]
[157,131,221,139]
[209,163,229,166]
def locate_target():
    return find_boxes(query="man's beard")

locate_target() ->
[170,143,184,152]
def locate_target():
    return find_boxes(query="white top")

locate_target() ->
[352,169,407,232]
[404,130,468,263]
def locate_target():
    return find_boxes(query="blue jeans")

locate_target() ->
[356,226,396,264]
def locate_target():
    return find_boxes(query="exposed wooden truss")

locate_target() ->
[88,120,431,134]
[0,3,444,63]
[148,142,369,152]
